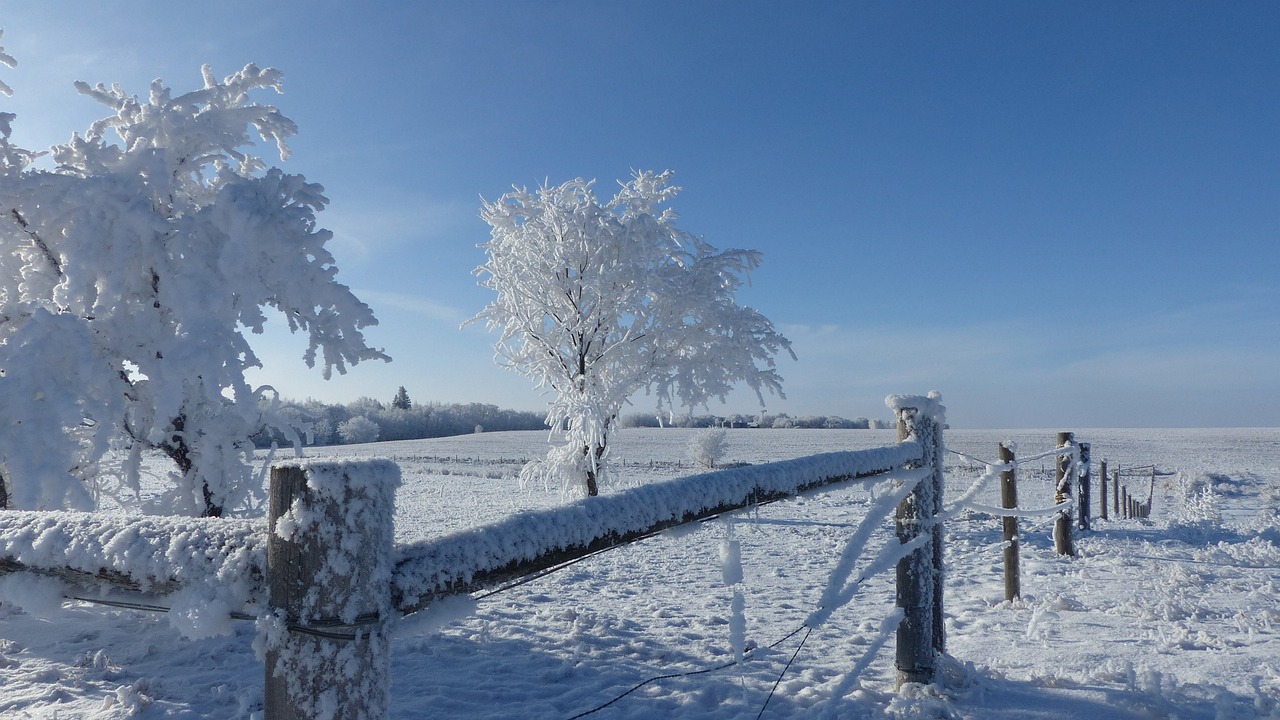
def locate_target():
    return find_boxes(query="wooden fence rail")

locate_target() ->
[392,441,924,616]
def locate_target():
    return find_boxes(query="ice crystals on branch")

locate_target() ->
[468,170,793,497]
[0,45,387,516]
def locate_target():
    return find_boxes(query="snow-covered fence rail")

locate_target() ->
[390,441,925,615]
[0,510,265,614]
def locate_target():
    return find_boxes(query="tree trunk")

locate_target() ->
[582,442,605,497]
[162,414,223,517]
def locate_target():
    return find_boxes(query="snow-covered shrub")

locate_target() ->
[688,428,730,469]
[0,39,386,515]
[338,416,381,445]
[1176,472,1221,526]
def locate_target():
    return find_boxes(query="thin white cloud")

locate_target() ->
[773,297,1280,427]
[355,289,468,326]
[323,194,477,265]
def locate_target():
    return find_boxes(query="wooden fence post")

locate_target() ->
[1077,442,1091,531]
[1113,470,1120,517]
[1099,460,1108,521]
[265,459,399,720]
[1053,432,1075,556]
[999,444,1020,602]
[890,394,944,689]
[1121,486,1128,519]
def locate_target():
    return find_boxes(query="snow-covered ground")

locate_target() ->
[1,427,1278,719]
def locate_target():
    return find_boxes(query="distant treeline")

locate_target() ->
[252,396,548,448]
[619,412,894,430]
[253,392,894,449]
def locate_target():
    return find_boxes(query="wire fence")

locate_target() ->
[1,422,1174,718]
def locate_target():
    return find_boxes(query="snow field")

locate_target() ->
[0,427,1277,718]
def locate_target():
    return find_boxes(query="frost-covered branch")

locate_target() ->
[0,52,387,515]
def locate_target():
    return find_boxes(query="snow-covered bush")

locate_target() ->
[0,39,386,515]
[688,428,730,469]
[1176,472,1221,526]
[469,170,794,497]
[338,416,381,445]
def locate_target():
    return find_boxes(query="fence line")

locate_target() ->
[0,407,936,718]
[4,405,1178,717]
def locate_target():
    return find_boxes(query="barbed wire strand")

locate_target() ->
[945,448,999,467]
[755,625,814,720]
[565,622,811,720]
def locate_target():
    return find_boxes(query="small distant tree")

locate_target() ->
[688,428,730,469]
[392,386,412,410]
[469,171,793,496]
[0,40,387,515]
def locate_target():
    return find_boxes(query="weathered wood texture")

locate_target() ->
[893,400,944,688]
[264,464,393,720]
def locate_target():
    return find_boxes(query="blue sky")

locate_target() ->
[2,2,1277,428]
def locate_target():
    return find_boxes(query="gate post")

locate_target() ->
[888,392,945,689]
[264,459,401,720]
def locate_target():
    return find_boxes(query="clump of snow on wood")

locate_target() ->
[395,594,480,638]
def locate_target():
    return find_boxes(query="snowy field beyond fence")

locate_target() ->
[2,427,1280,719]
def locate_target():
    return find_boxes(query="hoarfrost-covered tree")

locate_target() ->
[688,428,730,469]
[337,415,381,445]
[0,39,387,516]
[469,171,793,496]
